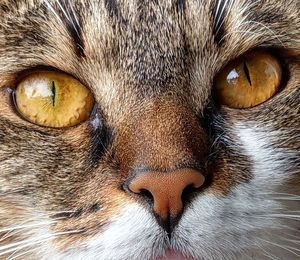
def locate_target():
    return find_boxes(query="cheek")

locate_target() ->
[0,197,57,259]
[51,194,124,251]
[235,123,298,184]
[53,204,164,260]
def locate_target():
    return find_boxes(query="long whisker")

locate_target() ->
[44,0,65,27]
[252,214,300,221]
[241,20,285,47]
[0,210,76,234]
[7,247,36,260]
[56,0,81,37]
[0,224,53,244]
[0,236,54,257]
[0,216,54,243]
[281,231,300,240]
[0,213,72,243]
[272,234,300,245]
[255,242,281,260]
[258,192,300,197]
[270,197,300,201]
[0,221,55,234]
[257,237,300,258]
[0,230,83,257]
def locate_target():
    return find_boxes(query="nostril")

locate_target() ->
[182,183,200,204]
[182,183,197,194]
[126,169,205,227]
[138,188,154,205]
[125,182,155,207]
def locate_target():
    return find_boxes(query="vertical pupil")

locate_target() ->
[51,81,56,106]
[243,61,252,86]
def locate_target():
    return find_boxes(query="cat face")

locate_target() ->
[0,0,299,259]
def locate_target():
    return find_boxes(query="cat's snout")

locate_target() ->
[127,169,205,233]
[117,99,209,233]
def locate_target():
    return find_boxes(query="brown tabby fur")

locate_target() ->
[0,0,299,259]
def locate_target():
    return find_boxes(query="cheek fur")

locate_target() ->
[170,123,299,260]
[57,204,166,260]
[236,123,299,183]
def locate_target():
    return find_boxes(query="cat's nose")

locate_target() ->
[127,168,205,227]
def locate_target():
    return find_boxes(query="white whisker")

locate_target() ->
[0,216,54,242]
[253,214,300,221]
[255,242,281,260]
[0,236,54,257]
[242,20,285,47]
[257,237,300,258]
[0,214,69,242]
[7,247,36,260]
[44,0,64,26]
[270,197,300,201]
[56,0,80,37]
[0,221,54,234]
[0,230,82,257]
[259,192,300,196]
[0,229,77,252]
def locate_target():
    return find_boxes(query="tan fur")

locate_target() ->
[0,0,299,259]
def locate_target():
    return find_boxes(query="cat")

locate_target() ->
[0,0,299,259]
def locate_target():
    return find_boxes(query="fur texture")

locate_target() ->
[0,0,299,259]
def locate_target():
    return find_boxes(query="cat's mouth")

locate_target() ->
[156,249,193,260]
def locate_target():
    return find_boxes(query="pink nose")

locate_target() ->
[128,168,205,220]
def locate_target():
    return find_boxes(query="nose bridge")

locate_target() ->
[117,99,207,173]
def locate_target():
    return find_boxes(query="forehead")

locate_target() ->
[1,0,297,67]
[0,0,299,121]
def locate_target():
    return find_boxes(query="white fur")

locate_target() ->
[236,124,297,183]
[59,204,167,260]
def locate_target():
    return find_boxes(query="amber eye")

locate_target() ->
[214,51,282,108]
[15,71,94,128]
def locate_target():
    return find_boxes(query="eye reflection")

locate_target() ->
[226,69,239,84]
[214,51,282,108]
[15,71,95,128]
[24,79,52,98]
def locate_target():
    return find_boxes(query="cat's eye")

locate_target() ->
[14,71,95,128]
[214,51,282,108]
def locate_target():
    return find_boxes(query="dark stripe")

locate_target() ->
[60,1,85,58]
[105,0,119,18]
[247,8,287,24]
[89,202,101,213]
[52,211,73,219]
[0,3,10,12]
[176,0,186,13]
[72,208,83,218]
[4,6,48,47]
[212,0,228,46]
[51,203,102,219]
[51,208,83,219]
